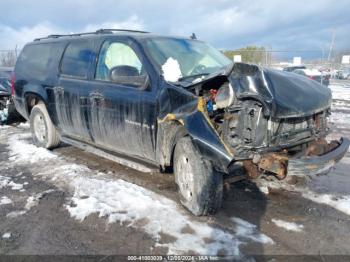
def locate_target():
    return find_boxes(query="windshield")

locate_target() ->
[144,38,231,81]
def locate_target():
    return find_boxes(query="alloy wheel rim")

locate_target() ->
[33,113,46,143]
[176,155,195,201]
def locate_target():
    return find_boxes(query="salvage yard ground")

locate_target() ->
[1,80,350,258]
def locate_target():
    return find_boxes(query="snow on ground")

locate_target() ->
[7,133,57,164]
[271,219,304,232]
[330,84,350,101]
[0,196,12,205]
[6,210,26,218]
[0,175,24,191]
[0,175,11,189]
[257,167,350,217]
[0,128,273,256]
[2,232,11,239]
[25,189,55,210]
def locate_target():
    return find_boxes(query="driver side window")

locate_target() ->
[95,41,146,87]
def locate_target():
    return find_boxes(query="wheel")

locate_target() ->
[174,136,223,216]
[29,103,60,149]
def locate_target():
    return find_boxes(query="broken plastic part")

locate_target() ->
[215,83,234,109]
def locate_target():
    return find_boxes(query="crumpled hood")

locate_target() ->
[228,63,332,118]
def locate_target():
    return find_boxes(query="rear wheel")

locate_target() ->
[29,103,60,149]
[174,137,223,216]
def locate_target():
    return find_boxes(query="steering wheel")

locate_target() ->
[191,65,207,75]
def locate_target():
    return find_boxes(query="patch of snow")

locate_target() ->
[25,189,55,210]
[67,176,248,255]
[271,219,304,232]
[302,193,350,216]
[258,185,269,195]
[7,133,57,164]
[8,181,23,191]
[330,85,350,101]
[257,178,350,217]
[6,210,26,218]
[17,122,30,129]
[232,217,273,244]
[0,196,12,205]
[0,176,23,190]
[162,57,182,82]
[0,175,10,188]
[2,232,11,239]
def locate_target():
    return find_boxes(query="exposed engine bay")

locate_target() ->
[200,81,330,156]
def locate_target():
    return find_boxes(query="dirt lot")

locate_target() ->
[1,80,350,260]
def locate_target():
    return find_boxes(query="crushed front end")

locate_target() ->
[181,63,349,179]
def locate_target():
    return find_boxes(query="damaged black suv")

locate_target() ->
[13,29,349,215]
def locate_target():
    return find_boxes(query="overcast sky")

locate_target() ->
[0,0,349,57]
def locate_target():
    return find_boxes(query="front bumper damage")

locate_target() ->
[287,137,349,176]
[251,137,350,179]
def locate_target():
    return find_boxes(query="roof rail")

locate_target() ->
[95,29,149,34]
[34,28,149,41]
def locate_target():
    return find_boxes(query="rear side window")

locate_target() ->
[16,43,60,81]
[60,41,95,78]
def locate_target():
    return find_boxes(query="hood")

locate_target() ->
[228,63,332,118]
[179,63,332,118]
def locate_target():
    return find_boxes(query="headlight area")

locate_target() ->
[199,80,334,179]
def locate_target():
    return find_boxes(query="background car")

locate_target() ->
[0,67,21,124]
[336,68,350,79]
[293,68,330,86]
[283,65,306,72]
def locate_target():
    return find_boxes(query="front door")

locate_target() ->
[86,38,158,162]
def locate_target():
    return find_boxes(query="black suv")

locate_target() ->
[14,29,349,215]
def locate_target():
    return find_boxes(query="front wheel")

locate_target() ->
[174,137,223,216]
[29,103,60,149]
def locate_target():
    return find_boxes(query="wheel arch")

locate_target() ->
[157,120,188,170]
[24,92,47,118]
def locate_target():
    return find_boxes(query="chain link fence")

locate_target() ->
[222,49,349,71]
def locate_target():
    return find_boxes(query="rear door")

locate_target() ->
[85,37,158,162]
[55,40,97,141]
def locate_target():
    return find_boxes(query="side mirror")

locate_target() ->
[109,65,149,89]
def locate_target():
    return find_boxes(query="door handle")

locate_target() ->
[54,86,64,95]
[89,92,104,100]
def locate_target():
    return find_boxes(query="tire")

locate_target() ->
[29,103,60,149]
[174,136,223,216]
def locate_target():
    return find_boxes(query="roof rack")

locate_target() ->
[34,28,149,41]
[95,29,149,34]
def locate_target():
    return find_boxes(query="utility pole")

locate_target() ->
[327,30,336,65]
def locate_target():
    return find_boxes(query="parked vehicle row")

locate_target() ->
[293,68,330,86]
[0,67,20,124]
[283,66,330,86]
[13,29,349,215]
[335,67,350,79]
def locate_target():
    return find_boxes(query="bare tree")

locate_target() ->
[0,51,17,67]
